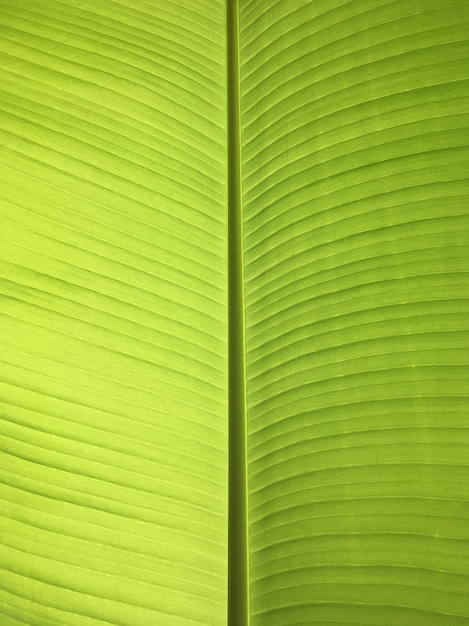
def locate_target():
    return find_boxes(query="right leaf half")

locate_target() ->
[240,1,469,624]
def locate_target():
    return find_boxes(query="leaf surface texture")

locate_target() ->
[0,1,228,624]
[1,1,469,625]
[239,0,469,624]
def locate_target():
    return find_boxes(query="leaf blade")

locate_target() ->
[0,1,228,624]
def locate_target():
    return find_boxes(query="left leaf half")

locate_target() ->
[0,2,228,624]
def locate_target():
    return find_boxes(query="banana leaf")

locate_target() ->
[0,1,468,624]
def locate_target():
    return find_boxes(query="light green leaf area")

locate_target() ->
[0,1,228,625]
[240,1,469,624]
[1,0,469,625]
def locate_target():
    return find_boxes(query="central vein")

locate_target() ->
[227,0,249,624]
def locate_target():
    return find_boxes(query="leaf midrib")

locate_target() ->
[227,1,249,625]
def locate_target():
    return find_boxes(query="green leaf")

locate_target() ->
[1,1,469,625]
[0,1,228,624]
[240,1,469,624]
